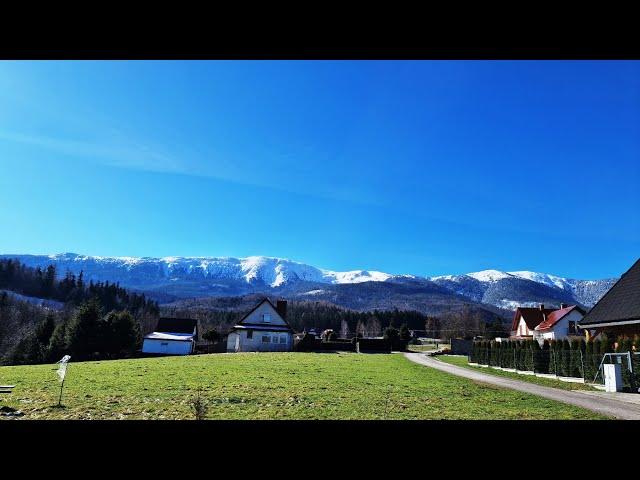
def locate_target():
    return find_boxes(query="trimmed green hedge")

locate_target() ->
[470,336,628,381]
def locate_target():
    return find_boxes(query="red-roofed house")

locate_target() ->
[510,304,585,344]
[510,305,555,338]
[533,305,585,343]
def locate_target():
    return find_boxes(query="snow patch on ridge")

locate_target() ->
[508,271,570,289]
[466,270,513,282]
[323,269,392,284]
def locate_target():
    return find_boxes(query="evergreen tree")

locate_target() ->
[35,313,56,347]
[569,339,583,378]
[103,310,140,357]
[383,326,400,350]
[399,324,411,342]
[538,340,550,374]
[48,320,68,362]
[65,300,104,360]
[6,335,43,365]
[202,328,221,343]
[585,339,594,380]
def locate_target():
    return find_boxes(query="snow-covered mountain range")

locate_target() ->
[429,270,616,311]
[0,253,617,312]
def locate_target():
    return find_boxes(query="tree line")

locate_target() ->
[165,297,508,342]
[0,258,159,316]
[0,259,160,365]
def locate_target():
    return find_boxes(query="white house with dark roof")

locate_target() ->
[226,299,294,352]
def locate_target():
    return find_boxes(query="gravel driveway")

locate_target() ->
[404,352,640,420]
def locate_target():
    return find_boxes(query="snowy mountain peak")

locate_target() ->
[466,270,514,282]
[1,253,617,308]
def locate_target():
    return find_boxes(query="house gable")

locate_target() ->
[516,316,533,336]
[511,307,554,333]
[237,299,291,329]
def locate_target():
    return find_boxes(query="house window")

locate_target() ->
[279,335,287,344]
[263,313,271,323]
[262,335,271,343]
[247,330,253,339]
[568,321,576,334]
[161,342,169,346]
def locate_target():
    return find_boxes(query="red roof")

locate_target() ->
[535,305,585,331]
[511,307,555,332]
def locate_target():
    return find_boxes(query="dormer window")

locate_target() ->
[263,313,271,323]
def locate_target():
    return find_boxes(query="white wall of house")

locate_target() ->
[142,338,193,355]
[516,316,534,336]
[534,310,584,345]
[226,329,292,352]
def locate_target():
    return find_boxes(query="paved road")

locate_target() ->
[404,352,640,420]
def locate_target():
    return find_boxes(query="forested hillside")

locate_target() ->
[162,294,507,340]
[0,259,159,365]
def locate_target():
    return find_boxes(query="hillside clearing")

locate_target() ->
[0,353,606,420]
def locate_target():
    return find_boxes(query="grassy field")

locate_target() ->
[0,352,606,420]
[436,355,597,392]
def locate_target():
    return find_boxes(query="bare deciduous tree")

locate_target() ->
[340,319,350,338]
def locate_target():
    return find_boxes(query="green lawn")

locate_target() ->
[0,352,606,419]
[436,355,597,392]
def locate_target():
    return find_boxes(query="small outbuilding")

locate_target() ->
[227,299,294,352]
[142,317,198,355]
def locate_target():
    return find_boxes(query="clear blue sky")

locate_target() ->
[0,60,638,279]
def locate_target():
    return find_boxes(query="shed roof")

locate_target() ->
[144,332,194,342]
[156,317,198,334]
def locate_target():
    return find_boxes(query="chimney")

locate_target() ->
[276,300,287,320]
[560,303,568,309]
[539,304,545,311]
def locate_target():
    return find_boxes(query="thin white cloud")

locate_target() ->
[0,129,384,206]
[0,130,182,173]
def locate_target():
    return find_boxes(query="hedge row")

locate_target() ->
[295,335,355,352]
[469,335,640,383]
[294,334,394,352]
[355,338,392,353]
